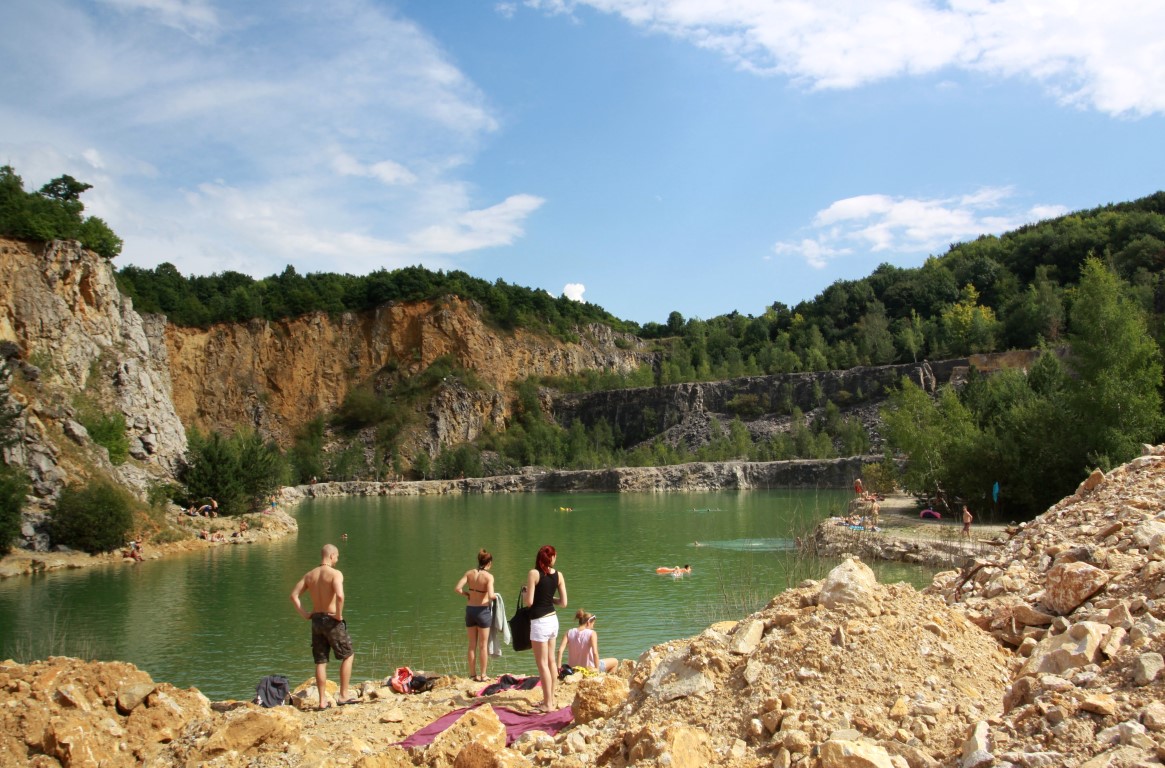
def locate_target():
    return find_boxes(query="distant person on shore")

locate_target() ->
[526,544,567,712]
[853,478,865,498]
[290,543,356,709]
[454,548,496,682]
[961,505,973,538]
[557,609,616,674]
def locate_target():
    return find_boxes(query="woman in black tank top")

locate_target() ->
[524,544,567,712]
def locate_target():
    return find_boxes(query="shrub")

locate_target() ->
[79,410,129,465]
[49,479,134,554]
[180,428,285,516]
[863,460,899,497]
[0,466,27,555]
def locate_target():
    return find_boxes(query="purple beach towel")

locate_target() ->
[396,704,573,748]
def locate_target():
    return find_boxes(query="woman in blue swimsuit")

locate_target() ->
[454,549,496,682]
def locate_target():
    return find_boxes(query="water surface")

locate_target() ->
[0,490,935,699]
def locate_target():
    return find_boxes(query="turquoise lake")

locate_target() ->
[0,490,936,700]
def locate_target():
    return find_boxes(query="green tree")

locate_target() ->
[49,479,134,554]
[435,443,483,479]
[289,417,327,484]
[940,284,998,356]
[181,428,284,515]
[1064,258,1165,469]
[77,409,129,465]
[881,381,976,499]
[0,166,122,259]
[412,450,432,480]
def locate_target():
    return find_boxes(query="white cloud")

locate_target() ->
[407,194,547,255]
[774,188,1067,269]
[520,0,1165,116]
[0,0,534,281]
[772,238,850,270]
[562,283,586,301]
[330,150,417,186]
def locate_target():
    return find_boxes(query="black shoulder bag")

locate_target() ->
[509,586,532,652]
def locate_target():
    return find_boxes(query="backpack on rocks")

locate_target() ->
[254,675,290,707]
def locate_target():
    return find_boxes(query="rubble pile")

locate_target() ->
[926,447,1165,767]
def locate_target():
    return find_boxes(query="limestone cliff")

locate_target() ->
[164,297,652,449]
[0,238,186,503]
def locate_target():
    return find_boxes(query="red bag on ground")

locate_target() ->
[390,666,413,694]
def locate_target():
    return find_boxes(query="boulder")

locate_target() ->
[1043,562,1108,615]
[1131,652,1163,686]
[730,617,765,655]
[571,674,628,724]
[642,654,715,702]
[1021,621,1109,677]
[199,707,302,758]
[819,558,878,611]
[818,738,895,768]
[423,704,507,768]
[629,724,713,768]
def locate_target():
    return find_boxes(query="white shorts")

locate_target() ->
[530,613,559,643]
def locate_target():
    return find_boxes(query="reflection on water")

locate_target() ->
[693,538,797,552]
[0,489,936,700]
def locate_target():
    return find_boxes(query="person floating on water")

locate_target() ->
[655,564,691,575]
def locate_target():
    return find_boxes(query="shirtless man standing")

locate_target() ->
[290,544,355,708]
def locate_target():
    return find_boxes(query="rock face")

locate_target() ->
[552,353,1043,454]
[164,297,651,448]
[0,239,187,500]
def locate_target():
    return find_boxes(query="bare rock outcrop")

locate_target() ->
[164,297,650,447]
[0,238,187,503]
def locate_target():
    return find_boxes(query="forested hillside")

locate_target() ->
[113,191,1165,385]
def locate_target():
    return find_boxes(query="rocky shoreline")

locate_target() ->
[0,508,299,580]
[3,447,1164,766]
[810,495,1010,571]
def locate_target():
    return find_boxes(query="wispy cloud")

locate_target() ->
[773,188,1068,269]
[516,0,1165,117]
[0,0,534,278]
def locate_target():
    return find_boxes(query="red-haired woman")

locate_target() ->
[524,544,567,712]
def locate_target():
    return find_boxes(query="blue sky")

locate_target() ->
[2,0,1163,326]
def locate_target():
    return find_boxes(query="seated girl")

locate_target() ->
[557,609,617,674]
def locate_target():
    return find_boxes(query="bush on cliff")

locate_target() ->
[0,467,26,555]
[76,408,129,466]
[49,479,134,554]
[0,166,123,259]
